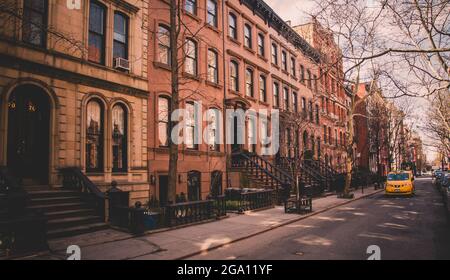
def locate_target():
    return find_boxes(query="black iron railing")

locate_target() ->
[60,167,105,219]
[164,200,215,227]
[225,189,274,212]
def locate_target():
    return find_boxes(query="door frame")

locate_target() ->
[0,79,59,185]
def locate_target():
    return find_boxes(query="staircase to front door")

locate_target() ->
[27,188,108,239]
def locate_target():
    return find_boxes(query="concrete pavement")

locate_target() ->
[18,185,382,260]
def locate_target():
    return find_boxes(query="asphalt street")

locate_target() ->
[189,177,450,260]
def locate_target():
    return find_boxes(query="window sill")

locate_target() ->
[112,172,128,176]
[229,89,241,96]
[228,36,241,46]
[245,95,257,102]
[153,61,171,71]
[206,24,221,34]
[183,10,202,23]
[182,72,201,81]
[244,46,255,54]
[205,80,223,89]
[154,147,170,153]
[209,151,225,157]
[257,54,268,62]
[271,63,280,69]
[290,75,298,81]
[259,100,269,106]
[282,69,290,76]
[184,149,201,156]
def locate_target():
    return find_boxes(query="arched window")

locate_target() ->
[258,33,265,56]
[112,104,127,172]
[157,25,171,65]
[229,13,237,39]
[271,43,278,65]
[230,61,239,92]
[317,137,321,158]
[244,24,252,48]
[207,49,218,83]
[185,38,197,76]
[311,136,315,157]
[86,99,104,172]
[303,131,308,151]
[188,171,201,201]
[245,68,254,97]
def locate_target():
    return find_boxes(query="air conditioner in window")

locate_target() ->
[114,57,130,71]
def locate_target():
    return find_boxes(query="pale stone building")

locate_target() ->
[0,0,150,204]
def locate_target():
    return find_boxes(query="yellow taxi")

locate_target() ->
[385,171,415,196]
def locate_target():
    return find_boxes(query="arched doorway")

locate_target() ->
[7,85,50,184]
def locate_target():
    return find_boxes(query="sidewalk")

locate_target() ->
[20,187,383,260]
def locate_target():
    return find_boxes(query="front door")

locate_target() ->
[7,85,50,184]
[158,175,169,207]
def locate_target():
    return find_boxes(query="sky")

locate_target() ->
[265,0,438,162]
[264,0,316,25]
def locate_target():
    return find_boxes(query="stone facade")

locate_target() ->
[0,0,150,205]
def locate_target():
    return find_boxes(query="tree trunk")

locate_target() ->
[343,110,354,196]
[167,0,179,204]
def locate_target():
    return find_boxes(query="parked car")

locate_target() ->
[433,170,444,185]
[439,173,450,196]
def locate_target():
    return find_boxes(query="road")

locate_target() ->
[189,177,450,260]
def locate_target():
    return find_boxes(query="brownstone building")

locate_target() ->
[0,0,151,236]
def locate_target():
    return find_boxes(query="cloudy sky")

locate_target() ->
[265,0,316,25]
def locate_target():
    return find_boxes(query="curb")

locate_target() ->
[175,189,384,260]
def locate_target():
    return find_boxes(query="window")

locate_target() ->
[186,102,198,150]
[303,131,308,150]
[313,74,318,92]
[315,104,320,124]
[292,92,298,113]
[112,104,127,172]
[244,24,252,48]
[323,125,327,144]
[113,13,128,61]
[309,101,313,122]
[302,97,306,118]
[23,0,47,47]
[207,109,220,151]
[210,171,222,197]
[283,87,289,111]
[185,39,197,76]
[230,61,239,92]
[185,0,197,15]
[258,33,265,56]
[271,43,278,65]
[245,68,254,97]
[188,171,201,201]
[88,1,106,64]
[328,127,332,144]
[291,57,296,76]
[206,0,218,27]
[317,137,321,158]
[281,51,287,71]
[295,130,300,157]
[207,49,218,83]
[300,65,305,83]
[157,25,171,65]
[158,97,170,147]
[273,82,280,108]
[229,13,237,39]
[247,118,256,153]
[86,99,104,172]
[307,69,312,88]
[335,129,338,146]
[259,75,267,102]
